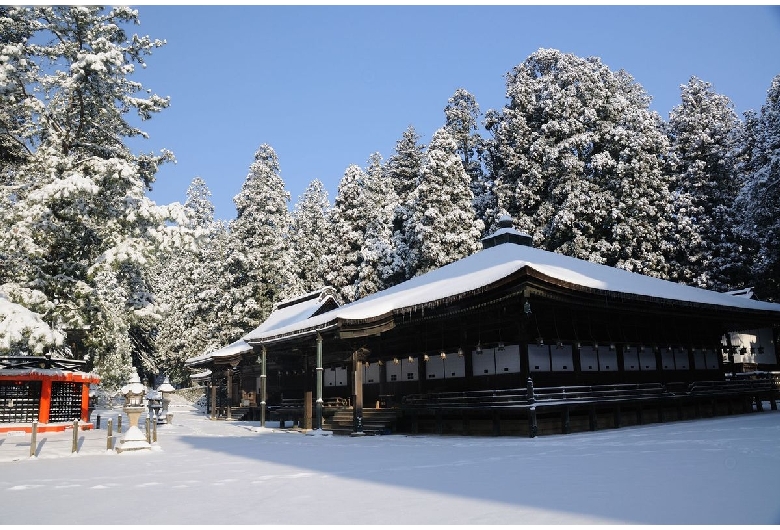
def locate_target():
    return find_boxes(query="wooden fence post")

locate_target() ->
[71,419,78,453]
[30,421,38,458]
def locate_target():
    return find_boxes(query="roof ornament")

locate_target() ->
[481,214,533,249]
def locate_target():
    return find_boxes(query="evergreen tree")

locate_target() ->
[325,164,367,304]
[0,7,178,388]
[738,75,780,301]
[666,77,747,291]
[225,145,292,334]
[149,177,229,385]
[488,48,673,277]
[356,153,397,298]
[287,179,332,296]
[444,88,497,235]
[406,129,483,276]
[385,126,424,287]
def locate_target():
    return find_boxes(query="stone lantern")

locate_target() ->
[116,369,151,453]
[145,388,163,424]
[157,375,176,424]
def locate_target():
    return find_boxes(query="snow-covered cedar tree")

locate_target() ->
[385,126,425,287]
[149,177,231,386]
[737,74,780,302]
[324,164,370,304]
[666,76,748,292]
[225,144,293,334]
[356,153,398,299]
[487,48,674,278]
[0,7,185,387]
[444,88,497,236]
[287,179,332,297]
[0,286,64,355]
[406,128,484,277]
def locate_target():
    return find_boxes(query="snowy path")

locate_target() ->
[1,403,779,525]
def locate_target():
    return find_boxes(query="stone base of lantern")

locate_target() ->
[116,406,151,453]
[116,425,151,452]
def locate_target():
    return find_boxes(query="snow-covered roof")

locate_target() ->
[247,242,780,344]
[243,288,337,342]
[185,288,337,366]
[184,339,253,366]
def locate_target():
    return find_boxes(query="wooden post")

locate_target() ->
[589,405,597,431]
[145,417,151,444]
[352,349,365,435]
[315,334,323,430]
[260,346,267,428]
[30,421,38,458]
[226,368,233,420]
[39,379,52,424]
[304,391,313,431]
[80,382,90,423]
[562,406,571,434]
[153,417,158,443]
[117,414,122,434]
[107,418,113,451]
[210,383,217,420]
[528,406,537,438]
[72,419,78,453]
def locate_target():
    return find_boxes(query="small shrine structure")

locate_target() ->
[0,356,100,433]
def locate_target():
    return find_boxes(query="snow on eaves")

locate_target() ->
[248,243,780,344]
[185,290,337,365]
[184,339,252,366]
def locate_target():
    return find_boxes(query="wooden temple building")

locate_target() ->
[0,356,100,433]
[186,217,780,437]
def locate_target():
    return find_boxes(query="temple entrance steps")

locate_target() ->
[323,407,400,435]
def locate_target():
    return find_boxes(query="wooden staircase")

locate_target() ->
[323,407,399,436]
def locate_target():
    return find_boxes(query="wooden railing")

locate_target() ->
[401,378,778,410]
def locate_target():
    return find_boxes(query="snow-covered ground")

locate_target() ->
[1,396,779,525]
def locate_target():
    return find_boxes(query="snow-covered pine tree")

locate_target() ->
[287,179,332,297]
[487,48,673,277]
[0,7,180,388]
[737,74,780,302]
[666,77,748,291]
[406,128,484,276]
[225,145,293,334]
[149,177,230,385]
[356,153,398,299]
[444,88,497,236]
[325,164,367,304]
[385,126,425,287]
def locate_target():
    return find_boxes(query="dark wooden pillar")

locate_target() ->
[260,346,267,427]
[210,381,217,420]
[316,334,323,430]
[226,367,233,420]
[352,349,366,435]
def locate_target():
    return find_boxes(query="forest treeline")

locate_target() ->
[1,7,778,388]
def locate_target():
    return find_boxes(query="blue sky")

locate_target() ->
[127,5,780,222]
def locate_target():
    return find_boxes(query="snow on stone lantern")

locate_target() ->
[116,369,151,453]
[146,388,163,425]
[157,375,176,424]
